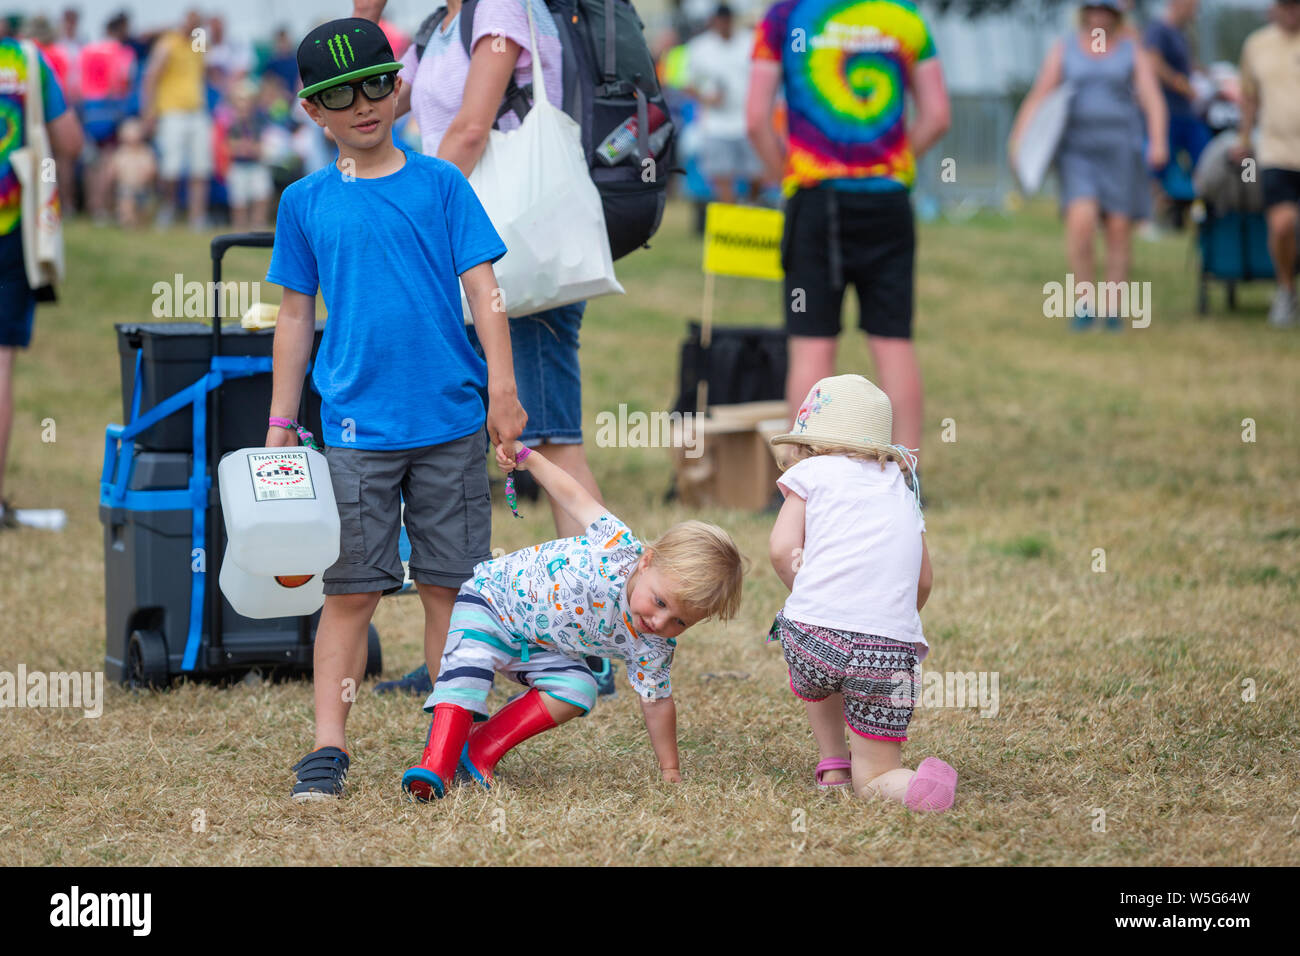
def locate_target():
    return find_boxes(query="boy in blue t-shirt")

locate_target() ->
[264,18,526,801]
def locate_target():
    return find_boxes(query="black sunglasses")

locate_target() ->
[314,72,398,111]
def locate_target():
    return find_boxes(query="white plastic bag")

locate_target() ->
[461,1,623,319]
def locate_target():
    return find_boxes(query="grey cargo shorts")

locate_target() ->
[321,428,491,595]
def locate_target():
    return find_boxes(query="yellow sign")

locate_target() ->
[702,202,784,281]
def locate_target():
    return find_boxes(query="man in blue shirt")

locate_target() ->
[264,18,526,801]
[262,28,301,95]
[1144,0,1211,199]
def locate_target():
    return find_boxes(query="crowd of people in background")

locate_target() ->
[4,0,1296,317]
[10,2,779,236]
[14,0,772,237]
[10,7,397,231]
[1008,0,1299,328]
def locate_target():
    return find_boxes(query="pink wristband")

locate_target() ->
[516,446,532,463]
[267,416,322,451]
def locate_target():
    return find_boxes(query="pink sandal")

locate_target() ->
[815,758,852,788]
[904,757,958,812]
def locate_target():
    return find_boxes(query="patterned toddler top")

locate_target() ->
[470,512,676,700]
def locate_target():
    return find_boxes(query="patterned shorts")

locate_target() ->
[772,613,921,741]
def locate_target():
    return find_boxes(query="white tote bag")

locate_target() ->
[461,0,623,319]
[1012,83,1073,198]
[11,40,64,295]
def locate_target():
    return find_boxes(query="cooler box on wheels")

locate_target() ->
[114,321,322,453]
[100,233,381,687]
[1196,208,1276,315]
[1193,162,1300,315]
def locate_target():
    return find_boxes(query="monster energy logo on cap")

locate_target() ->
[296,17,402,99]
[327,33,355,69]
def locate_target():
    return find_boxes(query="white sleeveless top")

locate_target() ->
[778,454,928,657]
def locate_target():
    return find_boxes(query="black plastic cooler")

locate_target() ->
[100,233,381,687]
[115,321,323,453]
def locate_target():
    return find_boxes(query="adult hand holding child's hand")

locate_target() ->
[495,440,529,473]
[486,389,528,453]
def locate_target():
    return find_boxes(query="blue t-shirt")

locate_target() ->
[1143,19,1192,118]
[266,150,506,450]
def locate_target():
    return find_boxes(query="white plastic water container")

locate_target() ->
[219,550,326,618]
[218,446,340,576]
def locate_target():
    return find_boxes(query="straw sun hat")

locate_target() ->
[770,374,922,499]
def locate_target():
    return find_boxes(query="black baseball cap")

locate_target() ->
[297,18,402,100]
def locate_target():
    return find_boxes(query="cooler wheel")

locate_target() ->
[128,629,170,689]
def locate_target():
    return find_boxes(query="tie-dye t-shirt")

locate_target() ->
[752,0,935,193]
[0,40,69,236]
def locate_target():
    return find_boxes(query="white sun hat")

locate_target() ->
[770,374,922,504]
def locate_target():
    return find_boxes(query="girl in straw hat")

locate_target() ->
[768,374,956,811]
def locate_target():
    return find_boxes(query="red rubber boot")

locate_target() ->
[459,689,558,789]
[402,703,473,801]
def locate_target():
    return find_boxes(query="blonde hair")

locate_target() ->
[646,521,749,622]
[783,440,899,469]
[1073,4,1128,30]
[781,440,917,490]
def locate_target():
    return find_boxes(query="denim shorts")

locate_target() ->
[468,301,586,446]
[0,230,36,348]
[698,134,762,181]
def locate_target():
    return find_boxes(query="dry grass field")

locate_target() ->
[1,200,1297,866]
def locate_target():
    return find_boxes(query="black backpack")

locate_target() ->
[414,0,675,260]
[672,323,788,416]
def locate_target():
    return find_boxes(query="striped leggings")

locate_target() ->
[423,588,600,717]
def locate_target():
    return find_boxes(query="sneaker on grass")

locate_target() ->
[1268,287,1296,328]
[291,746,349,802]
[587,657,618,698]
[374,662,433,696]
[1070,305,1095,332]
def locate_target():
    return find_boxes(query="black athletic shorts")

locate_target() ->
[0,229,36,348]
[1261,167,1300,209]
[781,185,916,339]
